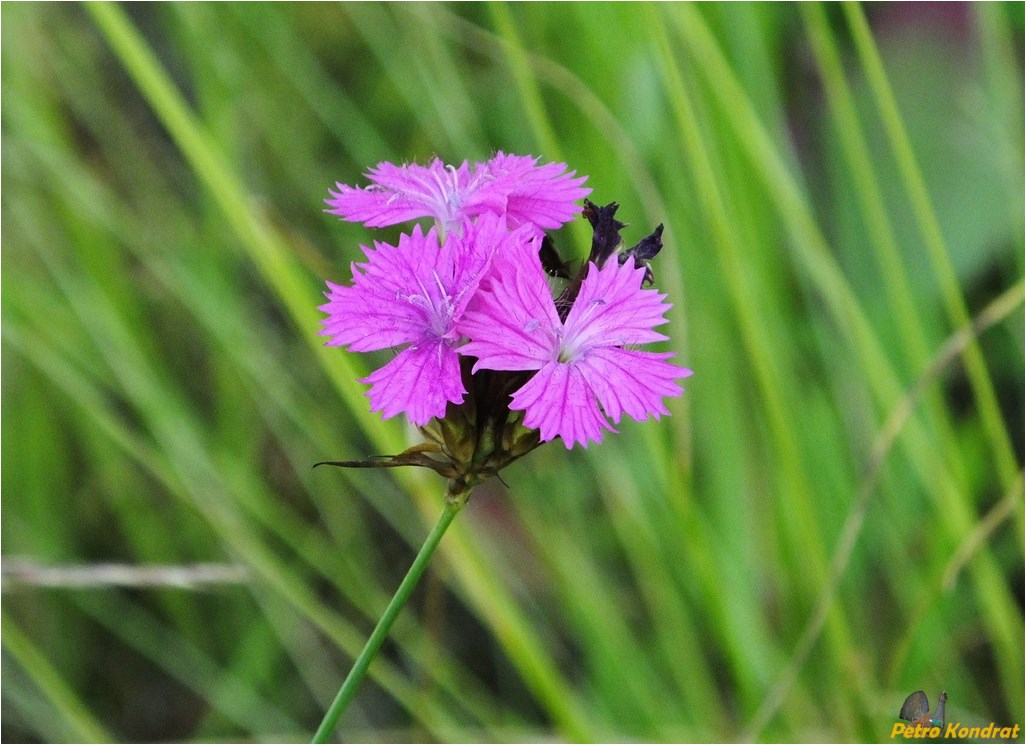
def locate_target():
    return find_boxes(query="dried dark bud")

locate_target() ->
[620,224,663,285]
[553,200,667,321]
[583,199,627,267]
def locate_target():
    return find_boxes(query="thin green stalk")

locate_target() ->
[312,491,470,744]
[84,1,378,434]
[487,1,591,255]
[745,280,1026,740]
[801,5,941,374]
[842,1,1020,493]
[84,8,592,734]
[668,4,1022,718]
[1,614,113,744]
[801,0,973,503]
[974,2,1026,266]
[649,7,859,725]
[486,1,559,160]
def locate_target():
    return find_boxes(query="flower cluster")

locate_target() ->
[320,152,691,480]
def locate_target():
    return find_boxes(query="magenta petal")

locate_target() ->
[320,219,508,425]
[319,278,426,352]
[577,348,692,423]
[450,212,522,305]
[365,159,467,194]
[325,182,432,228]
[327,158,508,233]
[326,153,591,234]
[362,343,465,426]
[325,160,461,226]
[459,239,561,370]
[486,152,591,230]
[319,225,451,352]
[511,363,615,448]
[322,155,690,439]
[562,258,672,354]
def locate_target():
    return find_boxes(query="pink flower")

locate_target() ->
[325,152,590,236]
[459,242,692,448]
[319,215,531,426]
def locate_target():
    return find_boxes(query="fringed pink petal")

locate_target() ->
[318,280,425,351]
[486,152,591,230]
[327,158,506,233]
[578,348,692,423]
[362,343,465,426]
[318,225,447,352]
[512,363,614,448]
[459,238,560,371]
[563,257,673,354]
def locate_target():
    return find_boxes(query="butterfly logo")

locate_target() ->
[899,690,948,728]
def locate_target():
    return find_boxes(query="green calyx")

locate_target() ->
[316,363,542,502]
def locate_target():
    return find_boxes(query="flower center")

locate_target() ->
[559,297,607,361]
[432,165,463,214]
[400,270,457,342]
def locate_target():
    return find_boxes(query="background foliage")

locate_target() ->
[2,2,1023,742]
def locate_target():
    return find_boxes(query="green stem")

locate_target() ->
[312,490,469,743]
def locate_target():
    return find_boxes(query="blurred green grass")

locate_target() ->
[2,2,1022,742]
